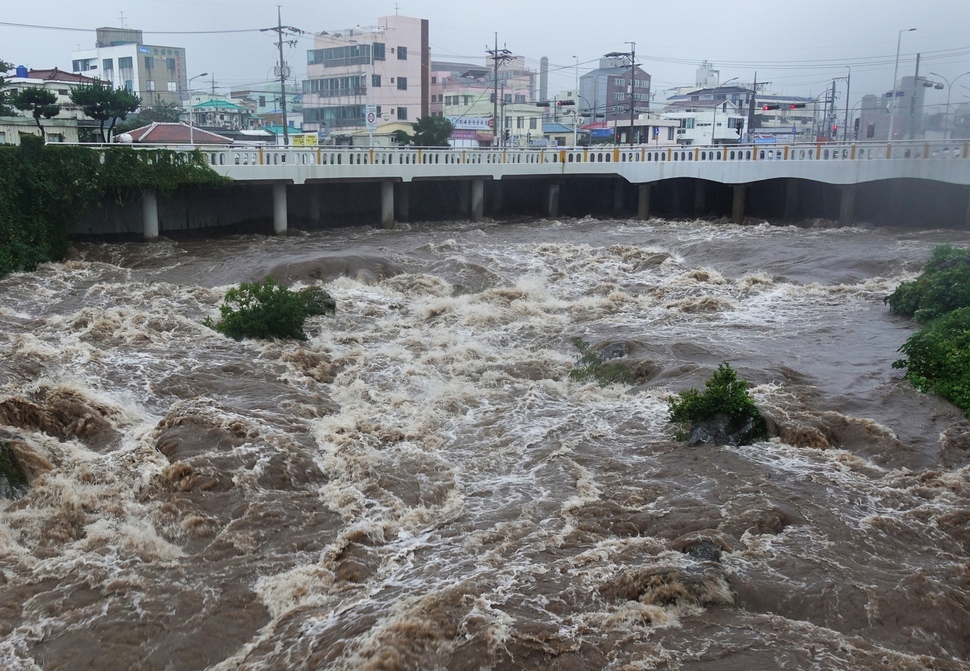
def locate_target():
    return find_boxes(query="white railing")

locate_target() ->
[191,140,968,169]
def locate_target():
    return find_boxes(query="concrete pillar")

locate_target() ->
[732,185,747,224]
[693,181,706,217]
[637,184,651,220]
[784,180,799,221]
[381,180,395,229]
[470,179,485,222]
[272,183,288,235]
[613,181,625,215]
[395,183,410,222]
[964,188,970,230]
[547,182,561,218]
[839,185,856,226]
[491,181,504,217]
[142,190,159,240]
[308,186,321,226]
[459,181,471,219]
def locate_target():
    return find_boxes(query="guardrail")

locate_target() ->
[192,140,970,169]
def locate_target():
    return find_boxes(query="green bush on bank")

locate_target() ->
[667,363,767,441]
[888,244,970,417]
[204,279,335,341]
[0,137,230,278]
[884,243,970,322]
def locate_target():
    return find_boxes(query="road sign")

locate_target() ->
[365,105,377,131]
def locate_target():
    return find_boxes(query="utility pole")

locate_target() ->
[487,34,513,148]
[628,41,636,146]
[843,67,851,142]
[261,6,302,147]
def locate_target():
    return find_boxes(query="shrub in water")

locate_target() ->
[667,363,766,442]
[885,243,970,322]
[893,306,970,416]
[568,337,635,387]
[205,278,335,341]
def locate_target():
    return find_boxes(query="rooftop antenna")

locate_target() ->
[118,11,127,28]
[395,3,400,14]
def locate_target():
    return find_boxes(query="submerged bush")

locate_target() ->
[893,307,970,416]
[205,278,335,341]
[667,363,766,442]
[885,243,970,322]
[568,337,635,386]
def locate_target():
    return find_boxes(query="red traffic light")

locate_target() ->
[762,104,781,111]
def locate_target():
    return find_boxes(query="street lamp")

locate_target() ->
[887,28,916,142]
[573,55,579,146]
[929,71,970,139]
[709,76,739,145]
[187,72,208,146]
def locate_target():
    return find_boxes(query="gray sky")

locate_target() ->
[4,0,970,112]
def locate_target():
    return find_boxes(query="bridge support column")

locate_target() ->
[272,183,288,235]
[839,185,856,226]
[637,184,652,220]
[395,183,410,222]
[784,180,799,221]
[613,181,625,215]
[381,181,395,229]
[142,190,159,240]
[547,182,561,218]
[491,181,504,217]
[471,179,485,222]
[693,181,706,217]
[308,186,321,226]
[732,185,747,224]
[964,188,970,230]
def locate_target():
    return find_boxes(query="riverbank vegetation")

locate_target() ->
[0,136,230,278]
[204,278,336,341]
[887,244,970,416]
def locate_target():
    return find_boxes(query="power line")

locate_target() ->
[0,20,263,35]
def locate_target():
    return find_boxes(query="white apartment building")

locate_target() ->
[302,15,429,137]
[71,27,189,107]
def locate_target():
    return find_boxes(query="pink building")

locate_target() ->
[302,15,429,138]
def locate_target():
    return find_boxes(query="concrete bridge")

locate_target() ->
[89,140,970,239]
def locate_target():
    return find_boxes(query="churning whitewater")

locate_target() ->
[1,216,969,671]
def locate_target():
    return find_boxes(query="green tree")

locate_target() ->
[667,363,767,442]
[203,279,336,341]
[12,88,59,139]
[409,115,454,147]
[0,59,15,116]
[115,95,182,134]
[70,80,141,142]
[390,129,413,146]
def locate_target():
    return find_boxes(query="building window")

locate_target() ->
[372,74,381,88]
[667,127,675,140]
[397,77,407,91]
[145,56,154,70]
[167,58,176,73]
[516,116,524,129]
[57,89,68,96]
[397,106,407,120]
[397,46,407,60]
[515,94,525,104]
[373,43,386,61]
[167,82,177,92]
[146,80,155,91]
[463,95,471,106]
[529,118,537,130]
[102,58,113,73]
[259,95,266,106]
[431,76,437,84]
[119,57,133,69]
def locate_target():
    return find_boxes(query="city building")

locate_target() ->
[302,14,429,139]
[71,27,189,107]
[578,57,651,124]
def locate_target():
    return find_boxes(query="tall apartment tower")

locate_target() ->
[302,14,430,136]
[71,27,189,107]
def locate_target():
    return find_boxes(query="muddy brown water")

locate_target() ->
[1,216,969,670]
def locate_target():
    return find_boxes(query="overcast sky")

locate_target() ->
[4,0,970,112]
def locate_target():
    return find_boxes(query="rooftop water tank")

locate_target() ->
[16,65,28,78]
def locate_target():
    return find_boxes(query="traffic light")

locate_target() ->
[789,103,806,109]
[556,100,575,106]
[762,104,781,110]
[535,101,550,108]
